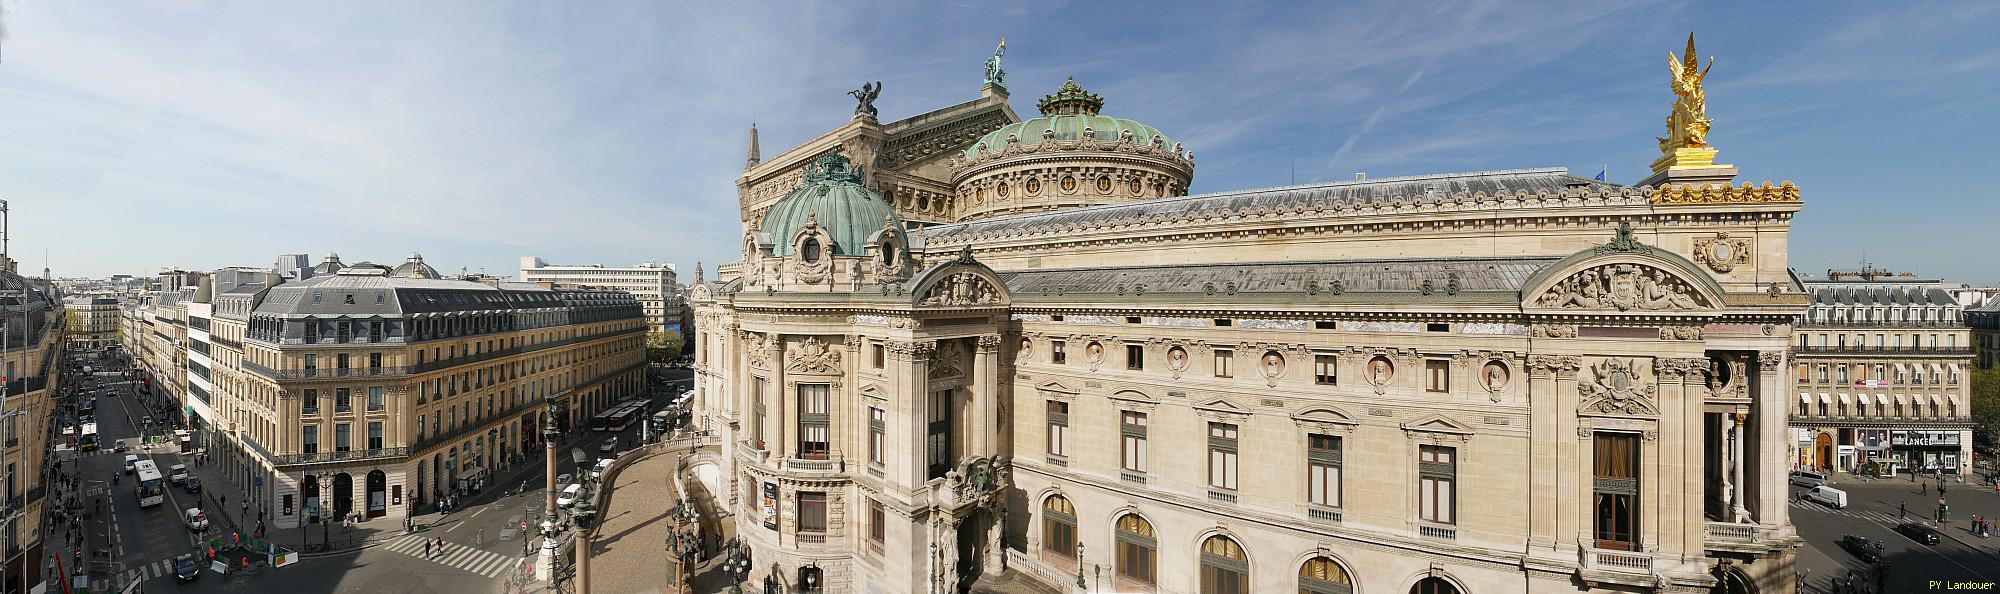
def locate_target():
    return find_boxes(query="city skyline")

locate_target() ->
[3,1,1998,282]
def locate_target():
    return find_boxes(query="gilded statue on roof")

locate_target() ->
[1657,34,1714,153]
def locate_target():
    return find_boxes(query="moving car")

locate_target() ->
[112,439,128,453]
[599,438,617,453]
[1896,522,1942,545]
[173,554,200,582]
[555,473,575,488]
[185,477,202,494]
[123,455,139,474]
[1838,535,1882,563]
[591,458,614,480]
[168,464,188,484]
[183,508,209,532]
[1788,470,1830,488]
[1804,486,1848,509]
[556,484,583,508]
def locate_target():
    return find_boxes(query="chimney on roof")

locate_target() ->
[1354,172,1366,181]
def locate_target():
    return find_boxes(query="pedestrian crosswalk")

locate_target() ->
[1789,499,1912,526]
[379,534,515,578]
[118,556,185,584]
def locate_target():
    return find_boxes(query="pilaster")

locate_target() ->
[971,335,1001,457]
[1527,354,1579,551]
[1754,350,1788,530]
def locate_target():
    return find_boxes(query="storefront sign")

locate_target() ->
[1891,431,1961,447]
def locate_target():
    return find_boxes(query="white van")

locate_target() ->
[556,484,583,508]
[124,455,140,474]
[1805,485,1848,509]
[1788,470,1830,488]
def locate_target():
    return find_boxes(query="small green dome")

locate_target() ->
[964,77,1173,159]
[760,152,901,257]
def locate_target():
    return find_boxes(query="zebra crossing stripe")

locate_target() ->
[441,547,480,567]
[474,554,509,577]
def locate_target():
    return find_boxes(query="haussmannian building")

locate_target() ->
[1787,266,1974,475]
[689,38,1805,594]
[62,296,121,350]
[0,251,65,594]
[520,257,686,339]
[164,252,646,528]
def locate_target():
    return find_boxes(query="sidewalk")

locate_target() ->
[1829,466,2000,558]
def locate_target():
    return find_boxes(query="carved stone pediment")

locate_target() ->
[1290,407,1359,434]
[1035,380,1078,397]
[1192,398,1251,422]
[1536,262,1711,312]
[1578,358,1659,416]
[786,336,843,374]
[1401,414,1473,442]
[918,272,1003,307]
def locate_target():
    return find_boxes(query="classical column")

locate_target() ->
[970,336,1001,456]
[1755,351,1787,528]
[1656,357,1709,559]
[890,340,936,487]
[1731,410,1749,522]
[1527,354,1579,551]
[773,336,790,459]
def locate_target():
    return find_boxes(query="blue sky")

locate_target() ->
[2,1,1997,283]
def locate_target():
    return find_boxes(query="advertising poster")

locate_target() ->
[761,482,778,530]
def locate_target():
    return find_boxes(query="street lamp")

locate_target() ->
[722,538,750,594]
[1075,542,1086,589]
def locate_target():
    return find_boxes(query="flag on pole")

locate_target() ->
[1594,164,1607,181]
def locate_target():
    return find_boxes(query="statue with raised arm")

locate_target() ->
[1657,33,1715,152]
[983,37,1007,88]
[849,81,882,118]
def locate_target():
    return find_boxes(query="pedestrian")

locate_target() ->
[424,539,431,557]
[1899,502,1906,518]
[1921,482,1928,495]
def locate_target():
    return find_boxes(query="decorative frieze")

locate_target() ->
[786,337,843,374]
[854,315,890,326]
[1650,180,1801,205]
[1067,315,1122,325]
[1531,324,1578,338]
[1009,313,1051,323]
[1578,358,1658,416]
[1237,319,1309,331]
[1345,321,1421,333]
[1460,323,1530,336]
[1527,354,1581,377]
[1537,262,1710,311]
[1143,316,1207,328]
[1658,326,1703,341]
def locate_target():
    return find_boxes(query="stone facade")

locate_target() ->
[694,41,1803,594]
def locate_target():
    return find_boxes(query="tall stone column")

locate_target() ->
[1528,353,1581,551]
[890,340,936,487]
[1731,410,1749,522]
[1754,351,1788,529]
[1654,356,1709,561]
[970,336,1001,456]
[772,336,790,459]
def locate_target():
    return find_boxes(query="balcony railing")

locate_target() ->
[272,446,410,467]
[1792,345,1972,356]
[1418,523,1456,541]
[242,360,414,381]
[1789,414,1974,429]
[781,458,841,472]
[1704,521,1757,543]
[1307,506,1342,524]
[1581,546,1653,574]
[796,532,826,544]
[1798,320,1960,329]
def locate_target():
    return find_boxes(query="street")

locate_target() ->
[48,351,693,593]
[1788,470,2000,593]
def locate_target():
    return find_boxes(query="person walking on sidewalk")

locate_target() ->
[1899,502,1906,518]
[423,539,431,558]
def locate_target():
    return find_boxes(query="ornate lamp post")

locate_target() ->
[1075,542,1086,590]
[721,538,750,594]
[537,396,563,583]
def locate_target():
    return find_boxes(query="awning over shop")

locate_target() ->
[1819,393,1832,404]
[456,466,484,482]
[1799,393,1811,404]
[1877,394,1889,406]
[1896,394,1908,405]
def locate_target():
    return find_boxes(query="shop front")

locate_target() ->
[1891,431,1963,474]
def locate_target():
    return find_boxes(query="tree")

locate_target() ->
[646,331,682,364]
[1972,367,2000,453]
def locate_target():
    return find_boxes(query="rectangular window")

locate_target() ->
[302,389,319,414]
[1213,349,1233,378]
[1837,365,1848,384]
[1126,344,1144,371]
[368,422,383,450]
[872,344,885,369]
[304,354,317,371]
[335,388,351,412]
[369,352,382,369]
[1207,423,1238,490]
[336,353,350,369]
[1817,364,1829,383]
[1315,355,1337,385]
[1307,434,1341,507]
[751,377,767,449]
[1418,445,1456,525]
[1051,340,1067,365]
[1593,433,1640,550]
[1426,359,1449,393]
[798,492,827,533]
[1797,363,1809,384]
[1120,411,1148,473]
[1046,401,1069,458]
[868,499,886,546]
[303,322,318,343]
[370,321,384,342]
[368,387,384,411]
[868,407,886,467]
[302,426,319,454]
[792,384,827,460]
[334,424,351,453]
[927,390,954,479]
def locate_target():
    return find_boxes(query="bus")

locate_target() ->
[649,410,673,434]
[607,402,646,433]
[589,406,621,432]
[133,460,165,508]
[79,423,100,451]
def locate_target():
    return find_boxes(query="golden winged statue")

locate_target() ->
[1657,33,1715,152]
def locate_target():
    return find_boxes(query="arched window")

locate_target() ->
[1199,535,1248,594]
[1115,514,1156,590]
[1042,495,1077,566]
[1410,577,1460,594]
[802,238,822,263]
[1298,557,1353,594]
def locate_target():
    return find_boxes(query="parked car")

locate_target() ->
[173,554,201,582]
[556,484,583,508]
[185,477,202,494]
[1838,535,1882,563]
[1788,470,1830,488]
[168,464,188,484]
[591,458,614,480]
[1896,522,1942,545]
[183,508,209,532]
[599,438,617,453]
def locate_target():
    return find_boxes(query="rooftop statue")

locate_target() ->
[850,81,882,119]
[983,37,1007,89]
[1657,33,1715,152]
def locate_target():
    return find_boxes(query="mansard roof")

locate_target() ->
[1806,285,1956,307]
[922,167,1618,242]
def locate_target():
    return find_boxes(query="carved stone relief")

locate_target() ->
[1532,324,1577,338]
[1578,358,1658,416]
[1692,232,1751,274]
[1480,360,1510,401]
[1165,346,1189,379]
[786,337,843,374]
[930,340,965,379]
[747,333,773,370]
[1365,356,1395,394]
[1260,350,1286,388]
[918,272,1003,307]
[1527,354,1582,377]
[1658,325,1703,341]
[1537,263,1710,311]
[1084,341,1105,370]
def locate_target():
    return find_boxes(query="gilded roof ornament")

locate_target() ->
[1037,77,1104,116]
[1657,33,1714,154]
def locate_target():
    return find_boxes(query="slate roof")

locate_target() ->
[995,256,1561,296]
[922,168,1619,242]
[1804,285,1956,307]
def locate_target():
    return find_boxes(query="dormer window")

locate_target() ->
[881,243,897,266]
[802,238,823,263]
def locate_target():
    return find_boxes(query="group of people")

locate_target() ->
[1974,514,1994,538]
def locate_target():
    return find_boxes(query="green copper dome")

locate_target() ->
[964,77,1174,159]
[760,152,901,257]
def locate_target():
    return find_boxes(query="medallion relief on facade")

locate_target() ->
[929,340,965,379]
[786,337,843,374]
[1480,360,1511,400]
[1365,355,1395,394]
[1691,232,1752,274]
[917,272,1003,307]
[1537,263,1710,312]
[1260,350,1286,387]
[1578,358,1659,416]
[1165,345,1190,378]
[1084,341,1106,369]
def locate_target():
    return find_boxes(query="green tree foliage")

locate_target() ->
[1973,367,2000,452]
[646,331,682,364]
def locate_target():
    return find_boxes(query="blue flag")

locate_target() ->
[1594,167,1607,181]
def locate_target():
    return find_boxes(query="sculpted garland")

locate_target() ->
[1538,264,1708,312]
